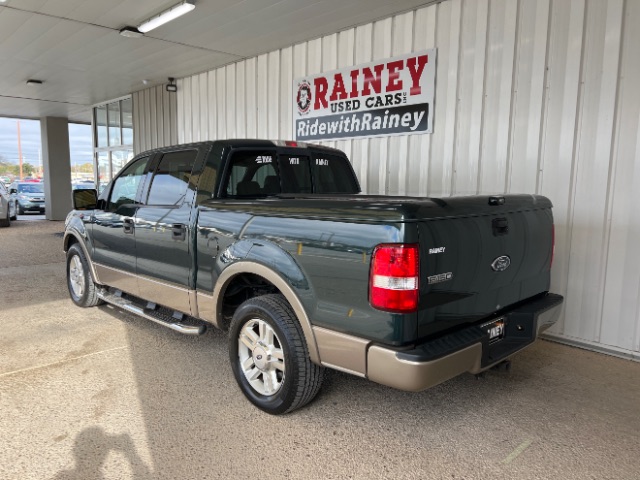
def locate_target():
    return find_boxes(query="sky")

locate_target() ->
[0,117,93,167]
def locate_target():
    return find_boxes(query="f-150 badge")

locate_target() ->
[428,272,453,284]
[491,255,511,272]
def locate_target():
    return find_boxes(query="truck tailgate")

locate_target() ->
[417,202,554,340]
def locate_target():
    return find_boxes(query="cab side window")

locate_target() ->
[147,150,198,206]
[224,151,280,197]
[107,156,150,212]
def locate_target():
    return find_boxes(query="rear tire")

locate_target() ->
[66,244,103,307]
[229,294,324,415]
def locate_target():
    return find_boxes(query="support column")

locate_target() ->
[40,117,72,220]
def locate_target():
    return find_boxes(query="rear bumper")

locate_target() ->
[367,293,563,391]
[18,200,45,211]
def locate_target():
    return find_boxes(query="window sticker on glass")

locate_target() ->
[279,155,311,194]
[256,156,272,164]
[316,158,329,166]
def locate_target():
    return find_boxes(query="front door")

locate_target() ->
[91,155,152,296]
[134,148,200,314]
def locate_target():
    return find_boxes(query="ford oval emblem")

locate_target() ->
[491,255,511,272]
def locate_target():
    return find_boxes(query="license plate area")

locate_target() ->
[482,318,505,344]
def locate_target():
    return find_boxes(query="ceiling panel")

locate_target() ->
[15,0,172,29]
[152,0,434,55]
[0,7,31,44]
[0,0,436,123]
[0,96,88,122]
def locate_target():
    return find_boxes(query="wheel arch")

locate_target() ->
[63,230,101,284]
[213,261,320,365]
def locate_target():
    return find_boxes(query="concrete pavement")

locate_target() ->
[1,220,639,479]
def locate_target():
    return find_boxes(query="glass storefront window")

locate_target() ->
[111,150,133,177]
[122,98,133,146]
[94,97,135,192]
[96,106,108,147]
[108,102,121,146]
[97,151,110,192]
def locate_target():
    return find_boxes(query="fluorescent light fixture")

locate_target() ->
[119,26,143,38]
[138,0,195,33]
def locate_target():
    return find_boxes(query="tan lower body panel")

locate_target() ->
[94,263,194,316]
[196,292,216,325]
[137,275,193,316]
[313,327,369,377]
[94,263,139,297]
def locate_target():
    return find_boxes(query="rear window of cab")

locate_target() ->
[223,150,359,197]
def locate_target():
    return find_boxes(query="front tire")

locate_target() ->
[229,294,324,415]
[66,244,102,307]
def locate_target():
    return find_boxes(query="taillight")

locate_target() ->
[369,244,419,313]
[551,224,555,269]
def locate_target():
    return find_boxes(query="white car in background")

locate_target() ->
[0,181,17,227]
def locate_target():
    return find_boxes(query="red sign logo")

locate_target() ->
[296,81,312,115]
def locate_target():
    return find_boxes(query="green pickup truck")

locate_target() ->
[64,139,563,414]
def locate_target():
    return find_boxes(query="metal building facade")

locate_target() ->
[132,85,179,155]
[136,0,640,359]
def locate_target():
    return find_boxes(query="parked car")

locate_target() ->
[0,181,16,227]
[64,140,563,414]
[9,181,45,215]
[72,181,96,190]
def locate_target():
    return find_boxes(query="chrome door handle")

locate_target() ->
[172,223,186,241]
[123,217,134,234]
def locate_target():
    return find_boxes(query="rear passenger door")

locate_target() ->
[134,148,201,314]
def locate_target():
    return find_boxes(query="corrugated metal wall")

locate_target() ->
[162,0,640,358]
[132,85,178,154]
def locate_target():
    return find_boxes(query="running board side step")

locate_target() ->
[97,290,206,336]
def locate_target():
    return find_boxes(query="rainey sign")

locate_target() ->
[293,50,436,141]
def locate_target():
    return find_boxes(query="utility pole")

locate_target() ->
[16,120,23,180]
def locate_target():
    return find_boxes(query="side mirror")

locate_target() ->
[10,188,17,194]
[72,189,98,210]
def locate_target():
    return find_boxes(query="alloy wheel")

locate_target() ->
[237,318,286,396]
[69,255,85,298]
